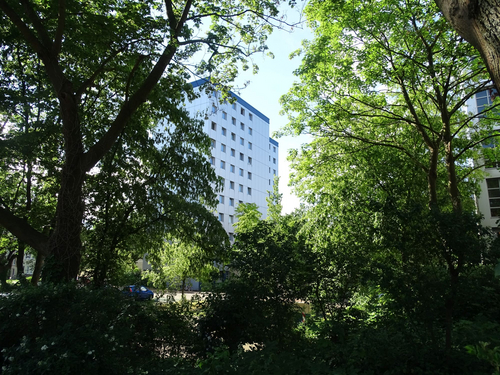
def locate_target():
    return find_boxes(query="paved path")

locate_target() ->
[154,291,206,302]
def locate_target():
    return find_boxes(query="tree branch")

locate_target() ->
[0,0,46,57]
[52,0,66,56]
[0,205,49,256]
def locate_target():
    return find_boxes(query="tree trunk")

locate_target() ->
[435,0,500,92]
[43,89,85,283]
[442,257,460,363]
[428,148,440,209]
[16,242,25,277]
[31,252,45,285]
[444,145,462,213]
[0,253,16,290]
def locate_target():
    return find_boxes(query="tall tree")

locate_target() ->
[280,0,498,354]
[0,0,288,281]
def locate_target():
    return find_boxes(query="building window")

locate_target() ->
[240,137,244,146]
[239,200,243,205]
[248,142,252,150]
[229,215,234,224]
[249,127,253,135]
[210,157,215,165]
[212,105,217,113]
[273,146,276,152]
[487,178,500,216]
[221,127,226,136]
[248,156,252,165]
[248,172,252,180]
[221,144,226,152]
[269,167,271,173]
[247,187,252,195]
[239,168,244,176]
[229,233,234,241]
[229,198,234,206]
[231,132,236,141]
[273,169,276,175]
[222,111,227,120]
[230,164,235,173]
[220,160,226,169]
[241,108,245,116]
[240,122,245,131]
[231,148,235,157]
[219,195,224,204]
[232,102,237,110]
[230,181,235,189]
[239,152,244,161]
[218,213,224,222]
[273,158,276,164]
[269,179,271,185]
[211,139,216,148]
[239,184,243,192]
[269,155,271,161]
[211,122,216,131]
[249,113,253,121]
[232,117,236,125]
[476,89,496,115]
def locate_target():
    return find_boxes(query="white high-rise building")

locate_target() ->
[470,87,500,229]
[188,79,279,241]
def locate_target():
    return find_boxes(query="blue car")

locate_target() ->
[123,285,154,300]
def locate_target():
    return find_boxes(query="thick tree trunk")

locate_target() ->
[44,161,85,282]
[436,0,500,92]
[44,89,85,283]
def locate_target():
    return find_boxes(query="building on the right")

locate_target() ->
[470,87,500,229]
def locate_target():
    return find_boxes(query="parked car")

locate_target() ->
[122,285,154,300]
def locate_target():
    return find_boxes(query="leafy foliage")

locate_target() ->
[0,0,290,281]
[0,283,202,374]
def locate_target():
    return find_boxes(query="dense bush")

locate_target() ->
[0,283,201,374]
[196,279,302,353]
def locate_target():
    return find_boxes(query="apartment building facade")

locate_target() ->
[471,88,500,229]
[188,79,279,240]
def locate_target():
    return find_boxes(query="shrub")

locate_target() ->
[0,283,201,374]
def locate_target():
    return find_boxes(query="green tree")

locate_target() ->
[80,95,227,287]
[280,0,499,356]
[145,235,227,297]
[198,188,314,352]
[0,0,289,282]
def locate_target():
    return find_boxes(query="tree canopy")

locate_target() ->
[280,0,500,356]
[0,0,290,281]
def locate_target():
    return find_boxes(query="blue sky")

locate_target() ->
[230,13,313,214]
